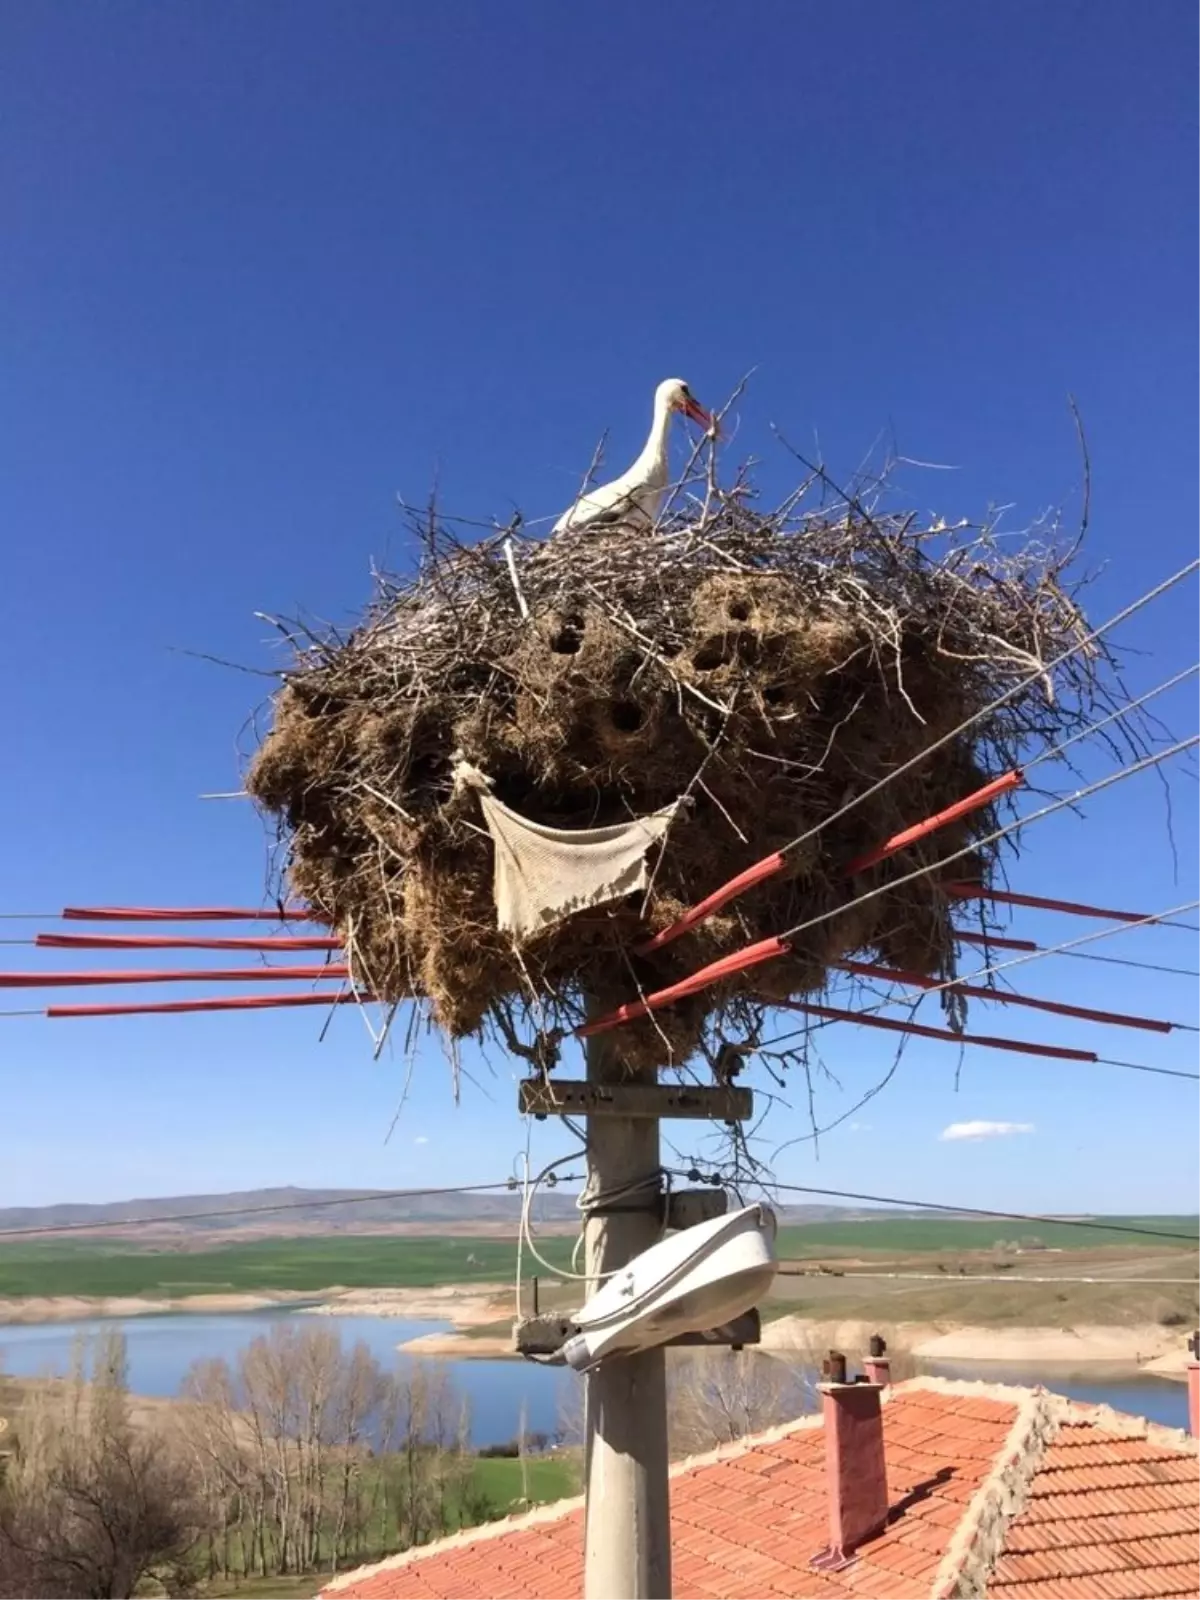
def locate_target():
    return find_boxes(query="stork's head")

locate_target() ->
[657,378,717,434]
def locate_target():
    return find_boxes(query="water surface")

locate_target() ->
[1,1311,1188,1440]
[922,1358,1188,1429]
[0,1309,573,1447]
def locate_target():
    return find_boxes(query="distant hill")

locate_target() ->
[0,1186,577,1233]
[0,1185,937,1237]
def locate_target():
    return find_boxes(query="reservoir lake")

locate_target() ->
[0,1309,1189,1443]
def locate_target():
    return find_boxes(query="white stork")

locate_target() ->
[551,378,716,535]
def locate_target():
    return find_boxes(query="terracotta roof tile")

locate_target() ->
[323,1387,966,1599]
[987,1409,1198,1600]
[321,1378,1197,1600]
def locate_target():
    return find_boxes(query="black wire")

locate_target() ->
[756,1180,1197,1243]
[0,1178,582,1240]
[3,1169,1189,1254]
[1060,950,1200,979]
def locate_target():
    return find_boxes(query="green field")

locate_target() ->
[199,1454,580,1599]
[469,1452,580,1509]
[189,1453,579,1599]
[0,1218,1193,1302]
[0,1233,576,1300]
[772,1215,1199,1255]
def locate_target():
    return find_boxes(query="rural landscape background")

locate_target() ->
[2,2,1197,1598]
[2,1188,1196,1593]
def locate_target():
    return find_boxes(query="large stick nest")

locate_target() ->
[247,467,1108,1072]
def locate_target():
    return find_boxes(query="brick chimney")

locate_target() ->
[1188,1331,1199,1439]
[863,1332,890,1387]
[810,1350,890,1571]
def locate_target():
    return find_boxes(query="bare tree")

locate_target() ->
[176,1325,478,1584]
[0,1332,204,1599]
[667,1349,809,1457]
[2,1323,494,1596]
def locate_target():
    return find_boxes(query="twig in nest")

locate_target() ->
[503,537,530,621]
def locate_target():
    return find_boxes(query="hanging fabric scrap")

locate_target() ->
[452,760,680,939]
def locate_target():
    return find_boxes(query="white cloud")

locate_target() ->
[413,1135,429,1145]
[940,1120,1034,1143]
[848,1122,872,1133]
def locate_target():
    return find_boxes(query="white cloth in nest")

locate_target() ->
[452,760,680,940]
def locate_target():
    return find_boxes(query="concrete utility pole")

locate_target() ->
[515,1025,750,1594]
[581,1024,672,1600]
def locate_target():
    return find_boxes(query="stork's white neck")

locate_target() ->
[636,389,676,475]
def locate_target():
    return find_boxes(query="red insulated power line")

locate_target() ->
[582,917,1138,1046]
[946,885,1171,924]
[0,965,348,989]
[47,991,366,1019]
[841,770,1023,874]
[830,959,1175,1035]
[767,1000,1098,1063]
[578,742,1198,1041]
[771,1004,1200,1081]
[36,933,341,952]
[60,906,313,923]
[636,770,1022,956]
[634,854,787,957]
[576,936,789,1039]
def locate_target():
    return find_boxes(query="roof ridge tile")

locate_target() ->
[930,1389,1061,1600]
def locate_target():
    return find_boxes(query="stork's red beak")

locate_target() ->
[683,396,718,436]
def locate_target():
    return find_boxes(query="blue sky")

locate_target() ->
[2,1,1196,1213]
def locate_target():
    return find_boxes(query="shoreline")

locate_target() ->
[760,1315,1192,1382]
[0,1294,1190,1383]
[400,1331,516,1358]
[0,1283,515,1333]
[0,1290,321,1325]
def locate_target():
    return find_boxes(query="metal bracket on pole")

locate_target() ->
[513,1314,575,1357]
[672,1308,761,1350]
[513,1308,762,1358]
[664,1187,728,1229]
[518,1078,752,1122]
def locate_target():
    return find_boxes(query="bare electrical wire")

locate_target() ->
[1059,950,1199,980]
